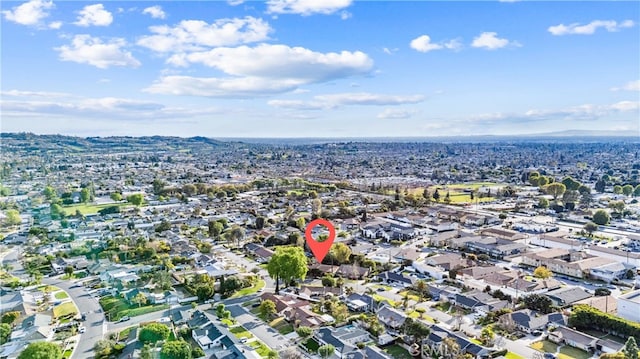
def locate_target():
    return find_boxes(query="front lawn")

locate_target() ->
[55,292,69,299]
[53,302,78,318]
[372,294,398,307]
[434,302,451,312]
[229,326,254,339]
[99,295,168,321]
[248,340,271,358]
[230,279,265,299]
[303,338,320,353]
[530,340,559,353]
[384,344,413,359]
[505,352,525,359]
[558,346,591,359]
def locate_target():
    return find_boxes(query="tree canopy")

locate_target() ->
[139,323,170,343]
[593,209,610,226]
[160,340,192,359]
[18,342,62,359]
[267,246,308,293]
[533,266,553,279]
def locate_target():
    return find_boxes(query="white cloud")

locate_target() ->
[611,80,640,92]
[1,90,72,98]
[471,32,519,50]
[148,44,373,97]
[410,35,442,53]
[228,0,244,5]
[377,108,415,119]
[0,95,224,121]
[142,5,166,19]
[340,11,352,20]
[137,17,271,53]
[268,92,424,110]
[48,21,62,29]
[548,19,635,35]
[266,0,352,16]
[382,47,398,55]
[444,38,463,51]
[410,35,463,53]
[74,4,113,27]
[2,0,54,26]
[473,100,640,123]
[55,34,140,69]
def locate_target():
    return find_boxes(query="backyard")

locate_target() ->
[384,344,413,359]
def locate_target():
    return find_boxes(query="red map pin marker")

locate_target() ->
[305,218,336,263]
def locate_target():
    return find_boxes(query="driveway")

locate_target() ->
[226,304,292,351]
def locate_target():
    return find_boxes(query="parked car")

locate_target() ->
[78,327,86,333]
[119,316,130,322]
[544,353,556,359]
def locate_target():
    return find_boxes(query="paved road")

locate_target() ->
[226,303,292,351]
[43,277,105,359]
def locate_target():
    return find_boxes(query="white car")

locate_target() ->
[78,327,86,333]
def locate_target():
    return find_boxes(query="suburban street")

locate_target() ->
[42,277,105,359]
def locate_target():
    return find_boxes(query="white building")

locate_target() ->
[617,289,640,323]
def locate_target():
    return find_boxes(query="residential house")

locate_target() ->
[544,287,592,307]
[314,326,369,358]
[376,271,412,287]
[337,264,369,280]
[10,314,52,343]
[192,323,225,350]
[498,309,566,334]
[548,326,597,353]
[376,306,407,330]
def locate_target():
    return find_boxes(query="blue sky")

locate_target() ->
[1,0,639,137]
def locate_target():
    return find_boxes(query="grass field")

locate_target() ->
[99,295,168,321]
[230,279,265,299]
[62,202,128,215]
[558,346,591,359]
[229,326,254,339]
[530,340,559,353]
[384,344,413,359]
[54,291,69,299]
[303,338,320,353]
[53,302,78,318]
[372,294,398,307]
[505,352,525,359]
[269,317,294,335]
[248,339,271,358]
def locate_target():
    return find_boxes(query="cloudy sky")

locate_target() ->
[1,0,639,137]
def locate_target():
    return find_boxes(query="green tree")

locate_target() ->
[622,185,634,197]
[538,197,549,209]
[296,326,313,339]
[43,185,57,200]
[267,246,308,293]
[140,344,152,359]
[529,172,540,186]
[64,265,74,277]
[544,182,566,202]
[593,209,611,226]
[609,201,626,214]
[402,318,431,345]
[562,176,582,191]
[139,323,170,344]
[81,188,91,203]
[584,222,599,236]
[614,185,623,194]
[132,292,148,308]
[318,344,335,359]
[153,179,166,195]
[160,340,192,359]
[634,184,640,197]
[480,325,495,346]
[622,336,639,359]
[5,209,21,226]
[595,179,606,193]
[110,192,123,201]
[259,299,277,319]
[18,342,62,359]
[415,279,428,302]
[0,323,11,344]
[208,220,224,238]
[126,193,144,206]
[533,266,552,279]
[329,243,351,264]
[432,189,440,202]
[228,226,245,248]
[1,311,20,325]
[255,216,266,229]
[295,217,306,230]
